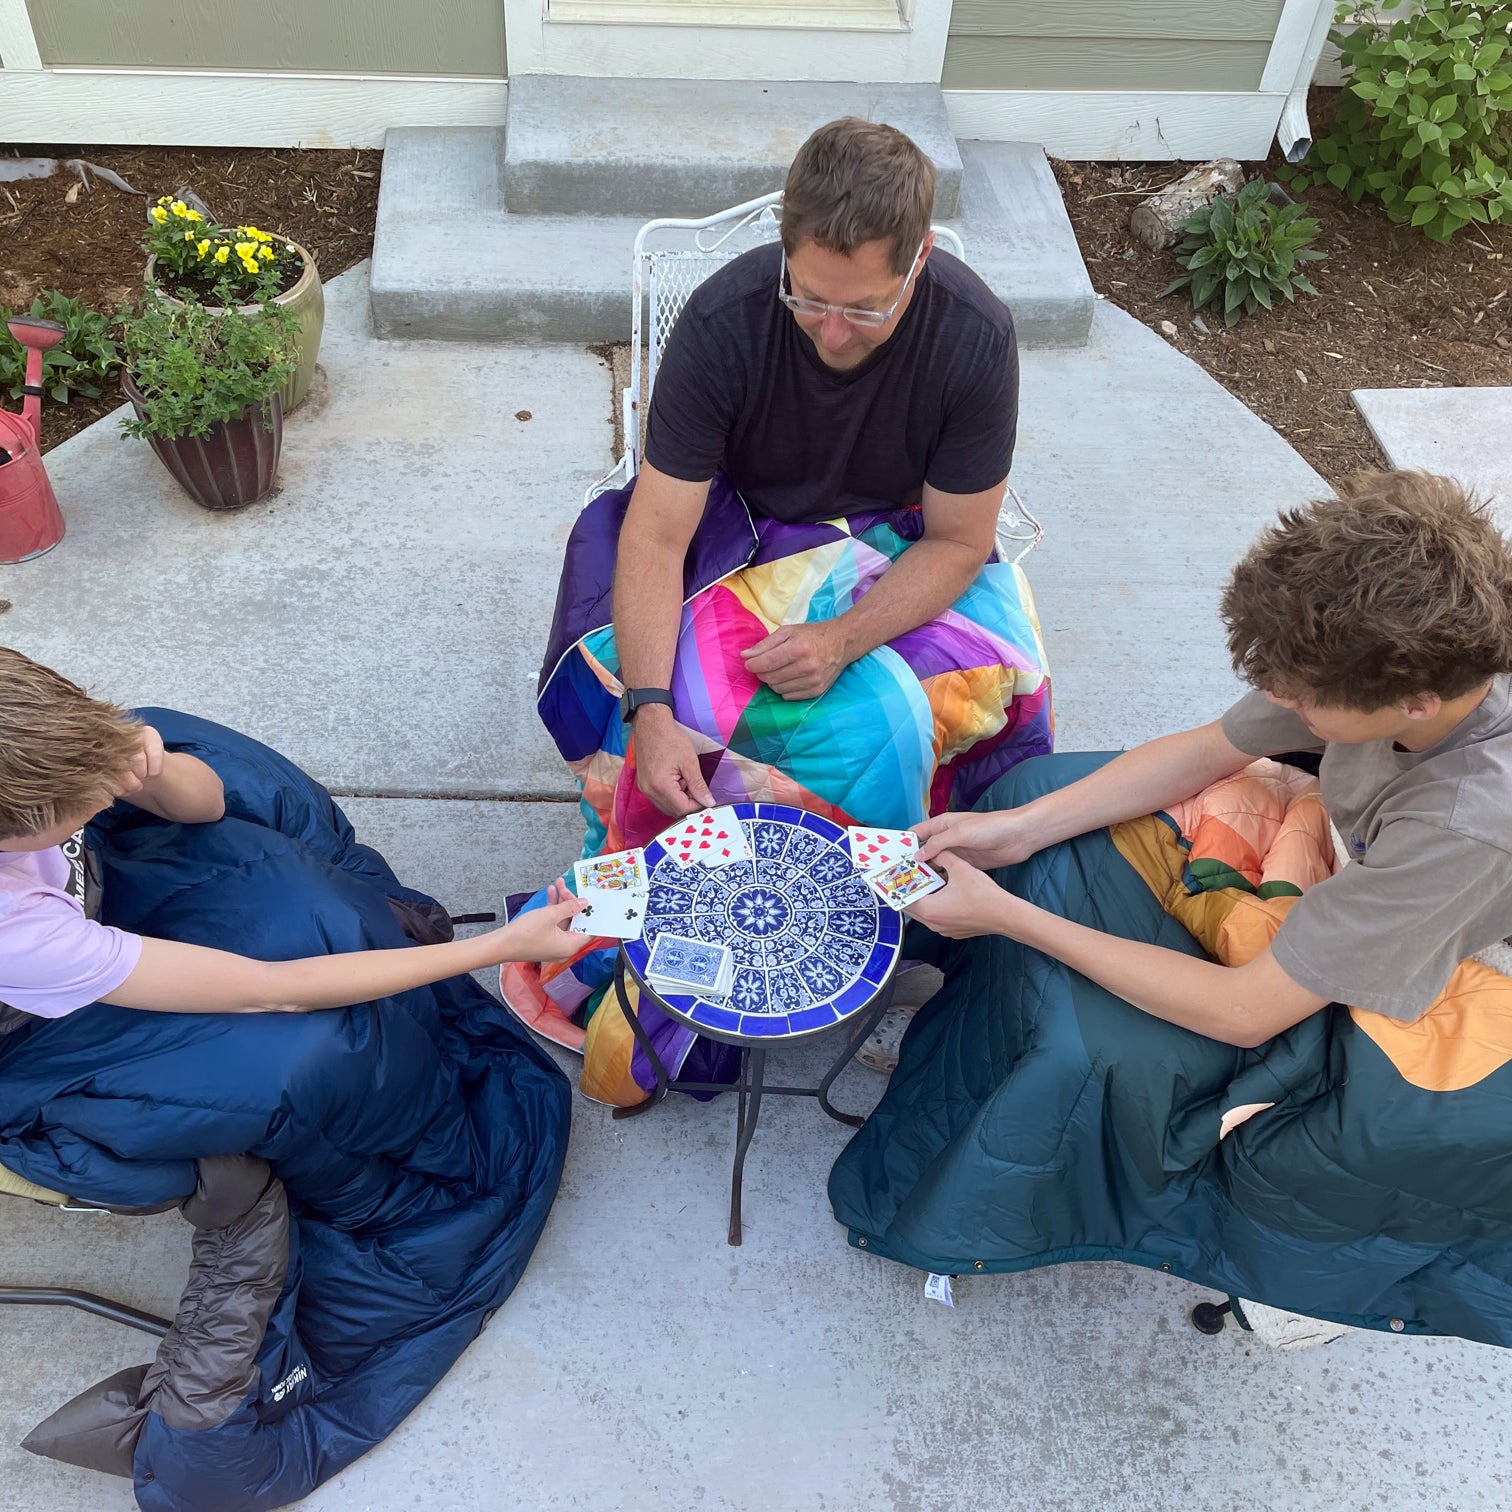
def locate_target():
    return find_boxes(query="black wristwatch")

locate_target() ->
[620,687,675,724]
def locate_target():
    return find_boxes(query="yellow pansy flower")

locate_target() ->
[214,246,230,263]
[196,239,211,257]
[151,206,169,224]
[186,209,203,222]
[258,244,275,260]
[170,200,188,217]
[183,230,194,242]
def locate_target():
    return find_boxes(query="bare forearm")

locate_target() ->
[256,935,503,1011]
[117,932,505,1014]
[1016,723,1252,851]
[835,538,986,660]
[130,752,225,824]
[614,535,687,688]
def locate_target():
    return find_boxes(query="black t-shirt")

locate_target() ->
[643,243,1019,524]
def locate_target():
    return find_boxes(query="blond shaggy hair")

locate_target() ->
[1222,471,1512,709]
[0,648,141,838]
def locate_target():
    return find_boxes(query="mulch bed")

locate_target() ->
[1051,89,1511,486]
[1,144,380,451]
[6,98,1509,480]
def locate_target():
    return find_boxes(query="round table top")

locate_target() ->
[624,802,903,1043]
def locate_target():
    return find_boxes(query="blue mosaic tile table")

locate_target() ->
[614,803,905,1244]
[624,803,904,1043]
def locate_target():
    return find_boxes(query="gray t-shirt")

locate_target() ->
[1221,675,1512,1020]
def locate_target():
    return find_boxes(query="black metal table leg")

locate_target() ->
[610,953,674,1121]
[816,986,894,1127]
[728,1046,767,1246]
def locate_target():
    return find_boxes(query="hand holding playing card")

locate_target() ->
[901,851,1014,939]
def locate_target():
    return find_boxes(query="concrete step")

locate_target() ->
[370,125,1095,349]
[502,76,963,220]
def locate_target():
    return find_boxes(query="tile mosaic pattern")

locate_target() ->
[626,803,903,1040]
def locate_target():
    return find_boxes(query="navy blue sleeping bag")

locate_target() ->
[0,711,570,1510]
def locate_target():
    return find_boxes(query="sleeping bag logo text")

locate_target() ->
[269,1363,308,1403]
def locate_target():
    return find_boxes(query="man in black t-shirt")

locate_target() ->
[615,117,1022,817]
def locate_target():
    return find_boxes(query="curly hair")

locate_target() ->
[1221,471,1512,709]
[0,648,141,838]
[781,117,936,276]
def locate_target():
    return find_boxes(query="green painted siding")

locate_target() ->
[943,0,1284,93]
[26,0,507,76]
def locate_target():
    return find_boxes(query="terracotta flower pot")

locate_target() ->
[122,372,283,512]
[145,238,324,414]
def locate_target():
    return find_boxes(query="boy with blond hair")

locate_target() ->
[913,471,1512,1044]
[0,649,583,1019]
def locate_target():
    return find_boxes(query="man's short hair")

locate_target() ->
[1221,471,1512,709]
[0,648,141,838]
[781,118,936,276]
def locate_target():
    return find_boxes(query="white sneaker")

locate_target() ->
[856,964,944,1074]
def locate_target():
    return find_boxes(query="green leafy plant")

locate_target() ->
[1285,1,1512,242]
[119,292,298,441]
[1162,180,1326,325]
[0,291,120,404]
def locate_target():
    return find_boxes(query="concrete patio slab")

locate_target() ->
[0,262,604,801]
[3,273,1509,1512]
[1353,386,1512,522]
[1015,302,1324,752]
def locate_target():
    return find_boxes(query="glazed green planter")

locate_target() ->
[145,238,324,415]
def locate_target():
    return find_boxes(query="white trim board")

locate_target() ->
[0,0,41,70]
[0,68,1294,160]
[0,69,508,148]
[944,89,1287,161]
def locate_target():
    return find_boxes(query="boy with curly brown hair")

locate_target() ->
[912,470,1512,1046]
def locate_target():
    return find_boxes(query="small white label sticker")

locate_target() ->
[924,1272,954,1307]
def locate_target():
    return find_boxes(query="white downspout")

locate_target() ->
[1276,0,1340,161]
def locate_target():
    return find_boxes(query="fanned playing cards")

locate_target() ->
[570,848,649,939]
[845,826,944,910]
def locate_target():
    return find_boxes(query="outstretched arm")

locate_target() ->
[917,720,1256,870]
[742,480,1002,701]
[910,854,1328,1048]
[103,884,586,1015]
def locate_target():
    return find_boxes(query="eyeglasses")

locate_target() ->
[778,239,927,329]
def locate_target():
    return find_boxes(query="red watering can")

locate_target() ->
[0,316,67,563]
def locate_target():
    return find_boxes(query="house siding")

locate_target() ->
[24,0,507,76]
[942,0,1285,92]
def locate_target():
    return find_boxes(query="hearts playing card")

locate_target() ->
[574,848,647,894]
[569,885,647,940]
[865,856,945,911]
[846,826,919,874]
[661,806,752,869]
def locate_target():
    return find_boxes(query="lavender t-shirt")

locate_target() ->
[0,833,141,1018]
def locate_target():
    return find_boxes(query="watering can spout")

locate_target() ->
[6,316,66,446]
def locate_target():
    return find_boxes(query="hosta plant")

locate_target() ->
[1162,180,1326,325]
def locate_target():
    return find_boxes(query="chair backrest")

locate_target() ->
[626,192,966,474]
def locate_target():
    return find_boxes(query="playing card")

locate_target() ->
[865,856,946,911]
[661,806,752,869]
[573,848,647,894]
[846,826,919,874]
[645,933,733,995]
[569,884,647,940]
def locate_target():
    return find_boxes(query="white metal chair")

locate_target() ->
[584,190,1043,564]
